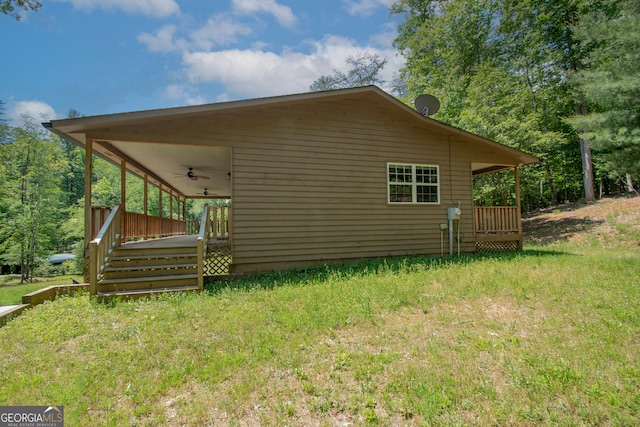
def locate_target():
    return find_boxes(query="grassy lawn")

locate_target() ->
[0,275,83,306]
[0,198,638,426]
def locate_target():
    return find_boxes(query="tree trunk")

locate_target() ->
[580,137,595,202]
[19,145,31,284]
[544,159,558,205]
[576,103,595,203]
[627,173,638,196]
[27,188,42,282]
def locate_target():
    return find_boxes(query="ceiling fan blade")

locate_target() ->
[186,168,210,180]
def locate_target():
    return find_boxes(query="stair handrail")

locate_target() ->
[89,204,122,296]
[196,204,211,291]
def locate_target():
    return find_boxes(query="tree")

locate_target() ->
[569,0,640,194]
[1,0,41,20]
[392,0,613,207]
[0,119,66,282]
[310,52,388,91]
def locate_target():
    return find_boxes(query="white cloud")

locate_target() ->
[232,0,297,28]
[344,0,396,17]
[181,35,404,99]
[164,84,206,105]
[55,0,180,18]
[8,100,59,126]
[138,25,183,53]
[190,15,254,50]
[139,15,253,53]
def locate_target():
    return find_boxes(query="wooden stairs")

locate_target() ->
[96,242,200,300]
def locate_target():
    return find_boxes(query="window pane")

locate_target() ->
[390,184,413,202]
[417,185,438,203]
[389,164,413,183]
[416,166,438,185]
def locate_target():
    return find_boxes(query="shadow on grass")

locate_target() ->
[523,215,604,245]
[204,249,571,295]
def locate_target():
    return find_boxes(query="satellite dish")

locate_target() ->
[414,94,440,116]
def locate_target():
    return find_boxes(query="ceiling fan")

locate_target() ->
[185,167,210,181]
[198,188,218,196]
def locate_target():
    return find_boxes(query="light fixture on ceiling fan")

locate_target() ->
[186,167,210,181]
[198,188,219,196]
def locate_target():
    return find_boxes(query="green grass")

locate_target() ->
[0,200,639,426]
[0,275,83,306]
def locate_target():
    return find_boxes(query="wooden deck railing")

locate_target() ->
[123,212,186,239]
[474,206,520,233]
[89,205,121,296]
[208,206,231,241]
[91,206,187,241]
[191,205,231,241]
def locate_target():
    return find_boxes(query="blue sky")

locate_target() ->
[1,0,405,126]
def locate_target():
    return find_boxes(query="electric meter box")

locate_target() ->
[447,207,461,220]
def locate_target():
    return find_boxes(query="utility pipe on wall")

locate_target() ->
[447,204,462,256]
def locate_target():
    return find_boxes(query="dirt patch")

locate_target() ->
[523,197,640,245]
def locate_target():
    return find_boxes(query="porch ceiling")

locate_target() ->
[471,162,513,176]
[100,140,231,199]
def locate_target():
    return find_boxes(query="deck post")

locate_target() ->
[197,238,204,291]
[84,138,93,283]
[159,183,163,218]
[183,198,187,224]
[144,174,149,240]
[169,189,173,221]
[515,166,522,250]
[121,160,126,243]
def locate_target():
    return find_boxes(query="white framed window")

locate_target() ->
[388,163,440,204]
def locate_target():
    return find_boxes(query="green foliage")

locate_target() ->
[0,120,67,282]
[392,0,625,208]
[569,0,640,184]
[0,0,41,20]
[310,52,388,91]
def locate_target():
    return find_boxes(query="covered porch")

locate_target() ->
[471,164,524,253]
[71,134,233,298]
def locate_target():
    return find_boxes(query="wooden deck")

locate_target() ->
[88,205,232,298]
[121,235,198,249]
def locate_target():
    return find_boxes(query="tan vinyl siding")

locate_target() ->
[223,100,474,272]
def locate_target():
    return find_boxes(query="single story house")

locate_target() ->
[45,86,538,298]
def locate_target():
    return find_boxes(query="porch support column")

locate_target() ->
[83,137,93,283]
[515,166,522,250]
[121,160,126,243]
[159,183,163,237]
[183,198,187,223]
[169,190,174,236]
[144,174,149,240]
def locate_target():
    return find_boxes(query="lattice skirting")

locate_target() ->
[475,240,520,253]
[204,246,231,276]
